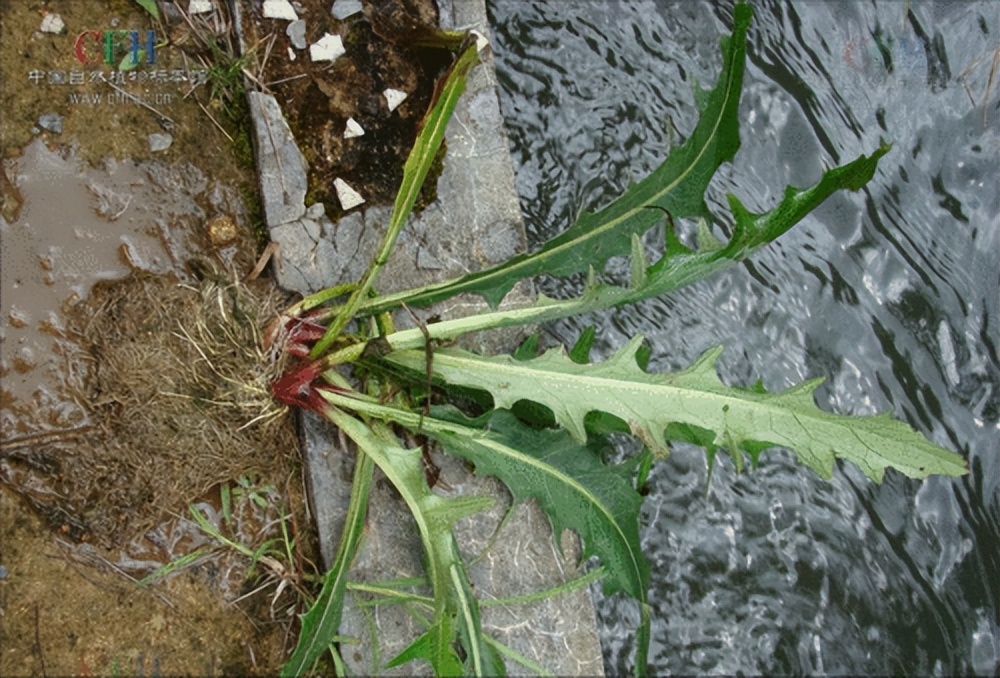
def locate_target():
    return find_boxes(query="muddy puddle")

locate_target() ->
[2,138,252,409]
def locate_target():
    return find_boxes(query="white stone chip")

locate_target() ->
[383,88,407,112]
[149,133,173,152]
[188,0,214,15]
[331,0,363,20]
[287,46,297,61]
[310,33,345,62]
[306,202,326,219]
[344,117,365,138]
[39,13,65,34]
[263,0,299,21]
[286,19,307,49]
[470,29,489,52]
[334,178,365,210]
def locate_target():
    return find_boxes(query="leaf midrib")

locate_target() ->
[492,41,740,278]
[413,350,907,456]
[456,429,645,597]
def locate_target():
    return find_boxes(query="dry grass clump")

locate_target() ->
[45,268,299,544]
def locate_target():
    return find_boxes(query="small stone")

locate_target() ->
[331,0,363,20]
[383,88,407,112]
[39,13,65,34]
[188,0,214,14]
[310,33,345,62]
[344,117,364,138]
[305,202,326,219]
[148,133,173,152]
[333,178,364,211]
[37,113,63,134]
[287,20,307,49]
[470,29,489,52]
[263,0,298,21]
[206,214,239,247]
[287,46,296,61]
[8,308,31,329]
[0,565,8,580]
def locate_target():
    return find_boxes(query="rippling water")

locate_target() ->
[486,1,998,674]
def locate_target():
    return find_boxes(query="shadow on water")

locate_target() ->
[487,1,998,674]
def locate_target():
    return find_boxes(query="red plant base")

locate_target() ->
[283,314,329,358]
[272,360,337,412]
[270,309,349,412]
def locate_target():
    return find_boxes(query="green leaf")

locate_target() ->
[569,326,597,364]
[433,409,649,602]
[281,448,375,676]
[631,142,892,302]
[313,406,500,676]
[310,37,483,357]
[512,332,540,361]
[387,616,464,676]
[357,3,754,314]
[317,392,649,673]
[119,49,146,72]
[320,141,891,376]
[317,392,648,603]
[385,339,968,483]
[133,0,160,19]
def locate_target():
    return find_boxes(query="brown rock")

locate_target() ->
[206,214,239,247]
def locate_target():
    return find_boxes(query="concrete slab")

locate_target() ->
[244,0,605,673]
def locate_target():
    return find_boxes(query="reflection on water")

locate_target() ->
[487,0,998,674]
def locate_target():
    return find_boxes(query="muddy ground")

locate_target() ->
[1,0,446,673]
[245,0,452,214]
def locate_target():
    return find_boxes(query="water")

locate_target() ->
[486,1,998,674]
[0,139,236,427]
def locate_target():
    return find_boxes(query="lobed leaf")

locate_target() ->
[430,408,649,601]
[307,405,500,676]
[357,3,754,315]
[320,137,891,376]
[385,339,968,484]
[316,392,649,604]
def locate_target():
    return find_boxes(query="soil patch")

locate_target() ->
[0,2,322,673]
[1,482,299,675]
[0,267,318,674]
[243,0,452,214]
[4,269,294,545]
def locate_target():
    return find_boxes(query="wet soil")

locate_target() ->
[1,482,303,675]
[0,2,313,674]
[243,0,452,215]
[5,270,297,545]
[1,138,258,409]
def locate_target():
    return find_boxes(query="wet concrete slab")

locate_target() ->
[247,0,605,673]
